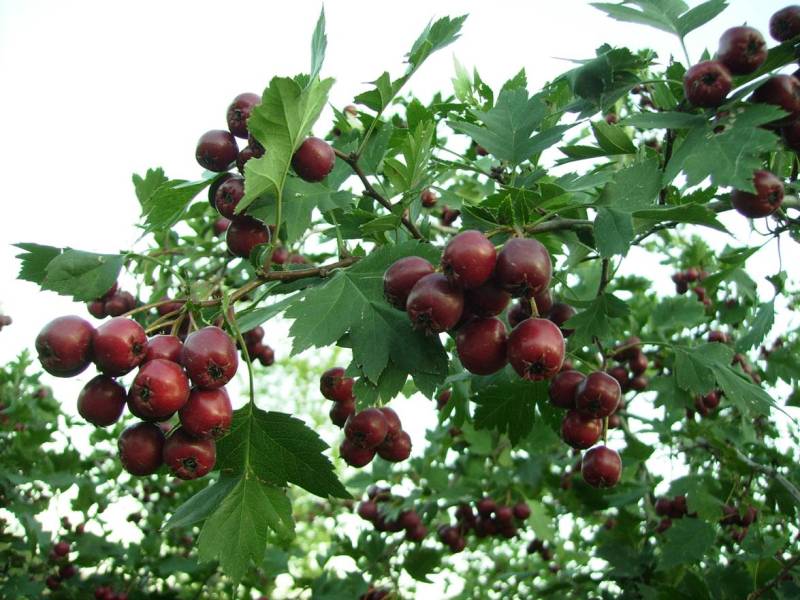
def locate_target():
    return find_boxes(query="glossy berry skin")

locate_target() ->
[465,281,511,317]
[420,188,437,207]
[35,316,95,377]
[441,230,497,290]
[340,438,375,467]
[494,238,552,297]
[213,175,245,218]
[731,170,784,218]
[128,359,190,421]
[507,300,532,328]
[88,300,106,319]
[163,428,216,480]
[752,75,800,125]
[118,422,165,476]
[144,334,183,363]
[379,407,402,439]
[406,273,464,334]
[770,6,800,41]
[77,375,127,427]
[377,430,412,462]
[383,257,435,310]
[181,326,238,389]
[476,497,496,517]
[329,400,355,428]
[629,352,648,376]
[455,317,508,375]
[683,61,732,108]
[575,372,621,418]
[548,370,585,409]
[291,137,335,182]
[581,445,622,488]
[208,173,232,207]
[226,216,270,258]
[533,288,553,315]
[178,387,233,439]
[513,502,531,520]
[717,27,766,75]
[196,130,238,172]
[507,318,565,381]
[237,145,257,174]
[562,409,603,449]
[358,500,379,521]
[345,408,388,449]
[93,317,148,376]
[607,366,629,389]
[226,92,261,138]
[320,367,355,402]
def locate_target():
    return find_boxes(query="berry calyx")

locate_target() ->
[581,445,622,488]
[441,230,497,290]
[494,238,552,297]
[406,273,464,334]
[118,422,165,476]
[128,359,190,421]
[77,375,127,427]
[731,170,784,218]
[548,370,585,409]
[93,317,148,376]
[383,256,435,310]
[196,130,238,172]
[35,315,95,377]
[226,92,261,138]
[291,137,335,182]
[507,318,565,381]
[178,387,233,439]
[181,326,238,389]
[345,408,388,449]
[455,317,508,375]
[163,428,217,480]
[683,61,732,108]
[575,372,621,418]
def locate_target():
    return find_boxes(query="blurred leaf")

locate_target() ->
[658,518,715,570]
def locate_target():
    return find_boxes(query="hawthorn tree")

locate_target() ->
[4,2,800,598]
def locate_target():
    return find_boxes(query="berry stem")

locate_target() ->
[126,252,189,289]
[223,303,255,406]
[121,298,181,318]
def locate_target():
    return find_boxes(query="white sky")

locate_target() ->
[0,0,795,595]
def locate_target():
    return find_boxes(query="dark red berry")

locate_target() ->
[513,502,531,520]
[575,372,621,418]
[208,173,232,207]
[53,541,70,557]
[383,257,435,310]
[441,230,497,289]
[751,75,800,125]
[406,523,428,542]
[358,500,379,521]
[477,497,496,517]
[717,27,767,75]
[436,389,451,410]
[227,92,261,138]
[272,246,289,264]
[144,334,183,363]
[739,505,758,526]
[670,495,688,518]
[607,366,629,389]
[179,387,233,439]
[78,375,127,426]
[455,317,508,375]
[35,316,95,377]
[494,238,552,297]
[629,352,648,376]
[196,130,238,172]
[464,281,511,317]
[656,518,673,533]
[549,370,585,409]
[291,137,335,182]
[320,367,355,402]
[630,375,648,391]
[329,400,355,428]
[93,317,147,376]
[708,330,728,343]
[406,273,464,334]
[379,407,402,439]
[128,359,190,421]
[214,174,245,218]
[770,6,800,41]
[507,300,532,328]
[105,291,136,317]
[58,564,76,579]
[561,410,602,449]
[655,497,672,516]
[226,215,271,258]
[88,300,107,319]
[438,525,461,546]
[46,576,61,591]
[237,145,257,174]
[683,61,732,108]
[156,297,184,316]
[533,288,553,315]
[345,408,388,449]
[340,438,375,467]
[581,445,622,488]
[507,318,565,381]
[163,428,216,480]
[181,326,238,389]
[548,302,576,337]
[440,205,461,226]
[421,188,437,207]
[118,422,165,476]
[731,170,784,218]
[376,430,412,462]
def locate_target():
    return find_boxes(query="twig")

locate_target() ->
[733,447,800,506]
[748,553,800,599]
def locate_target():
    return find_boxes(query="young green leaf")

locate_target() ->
[309,8,327,81]
[472,379,546,445]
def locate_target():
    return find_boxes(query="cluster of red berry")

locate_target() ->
[357,487,427,543]
[720,502,758,543]
[654,494,694,533]
[87,282,137,319]
[671,267,711,305]
[607,336,649,397]
[241,326,275,366]
[437,497,531,554]
[320,367,357,426]
[43,540,78,592]
[35,315,238,480]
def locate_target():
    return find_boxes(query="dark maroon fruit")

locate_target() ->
[507,300,532,328]
[421,188,437,207]
[406,523,427,542]
[383,256,435,310]
[196,130,238,172]
[717,27,767,75]
[607,366,629,389]
[93,317,148,376]
[477,497,496,517]
[575,372,621,418]
[581,445,622,488]
[549,370,585,409]
[226,216,270,258]
[128,359,190,421]
[436,389,451,410]
[181,326,238,389]
[77,375,127,427]
[507,318,565,380]
[376,430,412,462]
[533,288,553,315]
[751,75,800,125]
[670,495,688,518]
[178,387,233,438]
[561,410,602,449]
[53,541,70,557]
[88,300,106,319]
[36,316,95,377]
[548,302,576,337]
[118,422,165,476]
[272,246,289,264]
[770,6,800,41]
[441,230,497,290]
[440,205,461,226]
[406,273,464,334]
[357,500,379,521]
[340,438,375,467]
[614,336,642,361]
[513,502,531,520]
[494,238,552,297]
[629,352,648,376]
[157,297,184,316]
[683,61,732,108]
[630,375,648,391]
[379,407,402,439]
[329,400,355,427]
[345,408,388,449]
[320,367,355,402]
[213,174,245,218]
[227,92,261,138]
[208,173,232,207]
[291,137,335,182]
[464,281,511,317]
[455,317,508,375]
[731,170,784,218]
[144,334,183,363]
[105,291,135,317]
[237,145,257,174]
[399,510,421,530]
[163,428,216,480]
[655,497,672,516]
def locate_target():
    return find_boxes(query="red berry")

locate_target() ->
[655,497,672,516]
[399,510,421,530]
[179,387,233,439]
[383,257,435,310]
[227,92,261,138]
[436,389,451,410]
[88,300,107,319]
[181,326,238,389]
[35,316,95,377]
[629,352,648,376]
[581,445,622,488]
[345,408,388,449]
[656,518,673,533]
[118,422,165,476]
[495,505,514,526]
[533,288,553,315]
[46,576,61,591]
[93,317,147,376]
[420,188,437,207]
[548,302,576,337]
[272,246,289,264]
[670,495,688,518]
[163,428,216,480]
[144,334,183,363]
[575,372,621,418]
[513,502,531,520]
[105,291,136,317]
[156,297,184,316]
[717,27,767,75]
[476,497,496,517]
[683,61,732,108]
[630,376,648,391]
[256,344,274,366]
[406,523,428,542]
[128,359,190,421]
[226,215,270,258]
[507,318,565,381]
[77,375,127,426]
[329,400,355,428]
[455,317,508,375]
[237,145,257,173]
[561,410,602,449]
[291,137,335,182]
[196,130,238,172]
[464,281,511,318]
[406,273,464,334]
[507,300,532,328]
[438,525,461,546]
[378,407,402,439]
[340,438,375,467]
[751,75,800,125]
[731,170,784,218]
[358,500,379,521]
[739,505,758,526]
[494,238,552,297]
[58,564,76,579]
[320,367,355,402]
[376,430,412,462]
[213,174,245,218]
[440,205,461,226]
[441,230,497,290]
[770,6,800,41]
[606,366,629,389]
[209,173,232,207]
[53,541,70,557]
[549,370,585,409]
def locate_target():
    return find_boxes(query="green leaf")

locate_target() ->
[602,158,661,212]
[735,300,775,353]
[404,547,441,582]
[675,0,728,37]
[310,572,369,600]
[591,0,691,36]
[309,8,327,81]
[658,518,716,570]
[132,167,168,206]
[164,477,238,531]
[651,296,706,331]
[634,204,727,232]
[235,293,303,332]
[242,76,334,211]
[472,380,545,445]
[594,207,634,257]
[382,122,435,193]
[674,343,733,396]
[140,174,216,232]
[592,120,636,154]
[14,243,61,286]
[621,112,704,129]
[564,293,630,346]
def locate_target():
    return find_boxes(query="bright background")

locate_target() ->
[0,0,795,595]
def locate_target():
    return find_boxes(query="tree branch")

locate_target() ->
[748,553,800,599]
[733,447,800,506]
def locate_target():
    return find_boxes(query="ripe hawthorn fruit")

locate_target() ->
[406,273,464,334]
[358,500,379,521]
[377,430,412,462]
[494,237,552,297]
[226,215,270,258]
[629,352,648,376]
[237,145,257,174]
[513,502,531,520]
[118,422,165,476]
[340,438,375,467]
[291,137,335,182]
[507,318,565,381]
[581,445,622,488]
[208,173,232,207]
[105,291,136,317]
[440,205,460,226]
[406,523,427,542]
[379,407,402,439]
[144,334,183,363]
[35,315,95,377]
[476,497,496,517]
[383,256,435,310]
[548,302,576,337]
[163,428,217,480]
[53,541,70,557]
[345,408,388,449]
[770,5,800,41]
[196,129,238,172]
[421,188,437,207]
[178,387,233,439]
[226,92,261,138]
[436,389,451,410]
[93,317,148,376]
[507,300,532,328]
[751,75,800,125]
[717,26,767,75]
[561,410,602,449]
[77,375,127,427]
[683,61,732,108]
[575,372,621,418]
[329,400,355,427]
[533,288,553,315]
[320,367,355,402]
[441,230,497,289]
[464,281,511,318]
[181,326,238,389]
[731,170,784,218]
[272,246,289,264]
[655,497,672,516]
[213,174,245,218]
[128,358,190,421]
[607,365,629,389]
[548,370,585,409]
[630,375,648,391]
[455,317,508,375]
